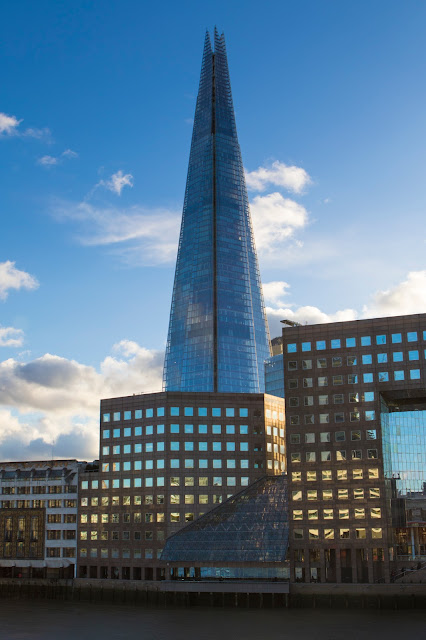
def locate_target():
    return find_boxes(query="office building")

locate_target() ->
[163,29,271,394]
[0,459,85,578]
[281,313,426,583]
[77,392,285,580]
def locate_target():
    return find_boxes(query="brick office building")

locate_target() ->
[282,313,426,584]
[77,391,285,580]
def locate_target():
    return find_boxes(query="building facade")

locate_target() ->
[77,391,285,580]
[0,459,85,578]
[282,313,426,583]
[163,29,271,394]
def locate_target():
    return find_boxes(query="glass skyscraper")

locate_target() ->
[163,29,271,393]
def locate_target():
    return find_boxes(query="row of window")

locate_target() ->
[0,544,75,558]
[0,500,77,509]
[289,393,374,406]
[293,507,381,520]
[0,485,77,495]
[289,411,376,424]
[293,527,383,540]
[288,370,421,388]
[291,450,378,463]
[82,474,253,495]
[80,548,161,560]
[81,529,165,541]
[292,487,380,500]
[291,468,379,482]
[103,407,252,421]
[46,530,76,540]
[102,459,257,471]
[102,441,256,455]
[287,331,424,352]
[102,424,284,438]
[288,351,423,370]
[290,430,376,443]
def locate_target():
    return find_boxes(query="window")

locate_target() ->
[410,369,421,379]
[319,413,329,424]
[317,358,327,368]
[354,488,364,499]
[393,352,403,362]
[348,374,358,384]
[352,449,362,460]
[302,342,311,352]
[307,490,317,501]
[362,354,372,364]
[289,397,299,408]
[350,411,360,422]
[331,339,341,349]
[376,335,386,345]
[333,375,343,385]
[378,372,389,382]
[323,508,334,520]
[361,336,371,346]
[347,355,357,365]
[323,489,333,500]
[305,414,314,425]
[368,449,378,459]
[288,361,297,371]
[302,359,312,369]
[335,413,344,423]
[407,331,418,342]
[394,371,404,381]
[316,340,326,350]
[363,373,373,383]
[409,350,419,361]
[304,396,313,406]
[305,433,315,443]
[334,394,344,404]
[320,432,330,443]
[319,395,328,405]
[318,377,328,387]
[306,452,316,462]
[322,470,332,481]
[290,434,300,444]
[392,333,402,344]
[303,378,313,388]
[335,430,345,442]
[321,451,331,462]
[287,343,297,353]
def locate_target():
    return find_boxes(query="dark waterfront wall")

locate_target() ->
[0,579,424,610]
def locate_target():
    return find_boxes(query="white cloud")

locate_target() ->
[0,113,51,140]
[37,149,78,167]
[0,261,39,300]
[53,200,181,266]
[102,170,134,195]
[0,112,22,135]
[0,327,24,348]
[362,270,426,318]
[250,192,308,256]
[245,161,311,194]
[265,270,426,338]
[267,305,357,338]
[262,281,291,307]
[0,340,164,460]
[38,155,59,166]
[62,149,78,159]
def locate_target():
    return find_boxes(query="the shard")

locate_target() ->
[163,29,271,393]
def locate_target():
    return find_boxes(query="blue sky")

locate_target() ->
[1,1,426,460]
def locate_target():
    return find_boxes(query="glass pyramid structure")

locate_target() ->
[161,475,289,564]
[163,29,271,393]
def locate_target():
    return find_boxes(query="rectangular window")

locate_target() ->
[302,359,312,369]
[376,335,386,345]
[319,395,328,405]
[362,354,372,365]
[361,336,371,346]
[316,340,326,350]
[318,377,327,386]
[331,339,341,349]
[392,333,402,343]
[394,370,405,381]
[407,331,418,342]
[302,342,311,352]
[410,369,421,379]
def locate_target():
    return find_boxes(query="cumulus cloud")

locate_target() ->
[102,170,134,195]
[0,112,22,135]
[0,261,39,300]
[245,161,311,194]
[262,281,291,307]
[362,271,426,318]
[53,200,181,266]
[0,340,164,461]
[37,149,78,167]
[265,270,426,338]
[0,327,24,348]
[250,192,308,256]
[0,112,51,140]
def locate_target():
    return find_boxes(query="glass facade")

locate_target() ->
[265,354,284,398]
[160,475,289,563]
[381,405,426,496]
[163,29,271,393]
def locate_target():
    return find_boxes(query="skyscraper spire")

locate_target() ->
[163,30,271,393]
